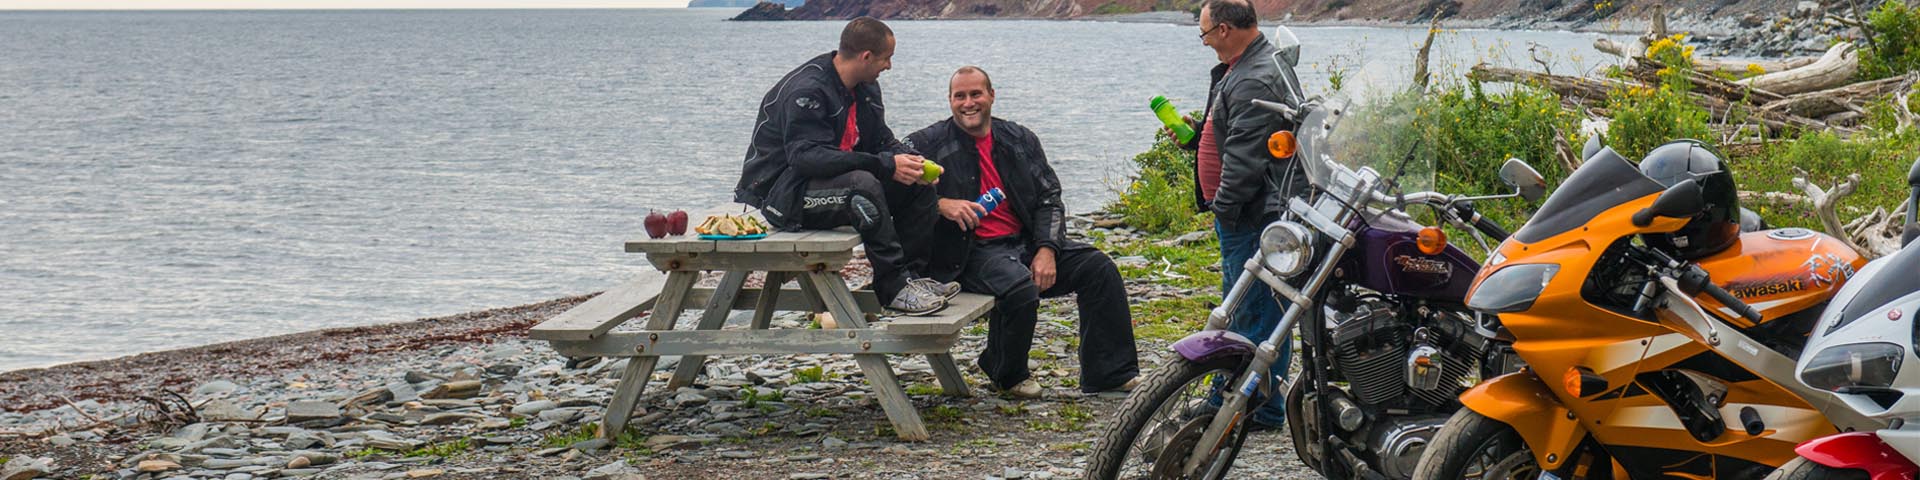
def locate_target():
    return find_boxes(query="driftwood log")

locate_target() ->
[1468,64,1842,135]
[1738,42,1860,96]
[1594,38,1818,74]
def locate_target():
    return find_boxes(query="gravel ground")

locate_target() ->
[0,239,1319,480]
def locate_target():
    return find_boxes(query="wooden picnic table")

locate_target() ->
[530,207,992,441]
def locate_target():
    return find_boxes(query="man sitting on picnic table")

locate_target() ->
[733,17,959,316]
[904,66,1140,397]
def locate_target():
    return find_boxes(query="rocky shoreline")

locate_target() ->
[0,214,1316,480]
[730,0,1858,57]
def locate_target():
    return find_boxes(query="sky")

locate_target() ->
[0,0,690,8]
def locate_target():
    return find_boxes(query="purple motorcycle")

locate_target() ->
[1084,36,1549,480]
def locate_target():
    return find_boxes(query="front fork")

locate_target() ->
[1181,227,1355,477]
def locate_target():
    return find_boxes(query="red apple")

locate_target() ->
[644,210,668,239]
[667,210,689,236]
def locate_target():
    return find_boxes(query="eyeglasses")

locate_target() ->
[1197,23,1224,40]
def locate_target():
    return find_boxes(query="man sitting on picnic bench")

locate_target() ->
[904,66,1141,397]
[733,17,960,316]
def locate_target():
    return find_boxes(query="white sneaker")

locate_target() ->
[909,277,962,300]
[1000,378,1043,399]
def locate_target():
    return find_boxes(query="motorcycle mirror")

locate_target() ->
[1499,158,1548,202]
[1904,223,1918,248]
[1907,156,1920,188]
[1632,179,1707,227]
[1581,134,1605,163]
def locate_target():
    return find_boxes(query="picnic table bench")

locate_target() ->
[530,205,993,441]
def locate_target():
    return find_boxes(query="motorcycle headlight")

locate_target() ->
[1466,263,1559,313]
[1801,342,1905,392]
[1259,221,1314,278]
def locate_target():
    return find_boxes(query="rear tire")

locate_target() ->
[1763,458,1871,480]
[1411,408,1539,480]
[1085,356,1246,480]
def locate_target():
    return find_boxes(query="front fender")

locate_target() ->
[1459,370,1588,471]
[1794,432,1919,480]
[1171,330,1255,364]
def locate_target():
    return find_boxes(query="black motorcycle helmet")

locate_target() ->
[1639,139,1741,259]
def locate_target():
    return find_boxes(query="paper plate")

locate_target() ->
[699,233,769,241]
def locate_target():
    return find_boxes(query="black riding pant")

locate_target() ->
[963,238,1139,393]
[795,170,936,303]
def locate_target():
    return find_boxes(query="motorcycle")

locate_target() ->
[1415,139,1888,479]
[1084,28,1546,479]
[1762,158,1920,480]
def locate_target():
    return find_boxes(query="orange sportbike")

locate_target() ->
[1413,140,1888,479]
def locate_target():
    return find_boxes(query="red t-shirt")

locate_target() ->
[1197,55,1242,202]
[838,98,860,152]
[972,133,1022,239]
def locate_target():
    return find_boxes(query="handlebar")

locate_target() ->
[1450,202,1510,241]
[1249,99,1300,120]
[1675,264,1764,323]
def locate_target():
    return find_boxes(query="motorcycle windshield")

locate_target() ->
[1294,91,1435,197]
[1836,242,1920,326]
[1511,149,1665,243]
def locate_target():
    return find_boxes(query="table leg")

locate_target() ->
[854,354,929,441]
[749,271,787,330]
[668,270,750,390]
[808,271,927,440]
[794,272,828,314]
[602,270,697,439]
[927,353,972,397]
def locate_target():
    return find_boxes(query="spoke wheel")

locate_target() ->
[1085,356,1247,480]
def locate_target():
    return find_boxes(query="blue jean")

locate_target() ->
[1212,219,1292,426]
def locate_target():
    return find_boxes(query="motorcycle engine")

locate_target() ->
[1365,414,1450,479]
[1328,298,1485,409]
[1328,298,1409,407]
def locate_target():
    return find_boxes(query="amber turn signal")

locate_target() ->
[1565,366,1608,398]
[1267,131,1297,159]
[1416,227,1448,255]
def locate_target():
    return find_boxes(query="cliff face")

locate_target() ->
[738,0,1802,27]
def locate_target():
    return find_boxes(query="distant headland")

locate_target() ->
[726,0,1804,32]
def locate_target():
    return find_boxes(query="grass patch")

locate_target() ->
[804,407,841,418]
[406,438,473,458]
[541,423,600,449]
[1132,296,1218,342]
[997,403,1028,416]
[344,448,387,460]
[905,383,943,396]
[740,387,784,408]
[792,365,833,384]
[1111,129,1213,236]
[1028,348,1051,360]
[1028,403,1096,432]
[964,323,989,336]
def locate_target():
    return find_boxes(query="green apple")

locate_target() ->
[921,160,944,183]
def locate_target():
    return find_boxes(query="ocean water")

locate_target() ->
[0,8,1623,372]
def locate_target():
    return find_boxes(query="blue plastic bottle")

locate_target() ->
[976,188,1005,218]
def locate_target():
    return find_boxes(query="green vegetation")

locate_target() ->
[1111,129,1212,235]
[739,386,784,408]
[345,448,385,460]
[997,402,1028,416]
[542,423,598,448]
[1861,0,1920,80]
[1027,403,1095,432]
[1050,441,1091,452]
[791,365,832,384]
[407,438,473,458]
[1132,295,1219,342]
[905,383,943,396]
[1092,2,1134,15]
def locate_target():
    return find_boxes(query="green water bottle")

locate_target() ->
[1150,95,1196,144]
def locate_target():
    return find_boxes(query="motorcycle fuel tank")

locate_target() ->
[1693,228,1867,327]
[1342,212,1480,301]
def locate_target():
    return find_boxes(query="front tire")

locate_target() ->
[1411,408,1541,480]
[1762,458,1871,480]
[1085,356,1245,480]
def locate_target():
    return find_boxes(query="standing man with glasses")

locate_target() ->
[734,17,960,316]
[1171,0,1309,430]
